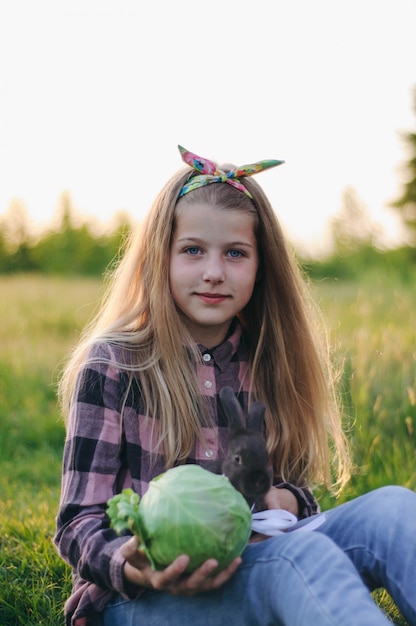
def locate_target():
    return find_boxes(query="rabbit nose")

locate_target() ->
[247,471,271,494]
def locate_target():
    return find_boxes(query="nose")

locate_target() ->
[202,254,225,283]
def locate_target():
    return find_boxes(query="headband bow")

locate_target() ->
[178,145,284,199]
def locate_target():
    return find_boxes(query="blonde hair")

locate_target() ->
[59,163,350,492]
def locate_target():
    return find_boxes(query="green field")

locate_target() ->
[0,273,415,625]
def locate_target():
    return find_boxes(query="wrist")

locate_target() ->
[274,487,299,516]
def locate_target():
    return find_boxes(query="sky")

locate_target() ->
[0,0,415,255]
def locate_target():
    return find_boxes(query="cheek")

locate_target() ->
[170,255,184,282]
[169,274,181,310]
[169,256,190,302]
[243,261,259,287]
[233,268,258,303]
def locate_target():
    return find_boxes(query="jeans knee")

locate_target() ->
[367,485,415,517]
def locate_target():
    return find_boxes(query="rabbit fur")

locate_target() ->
[209,386,273,509]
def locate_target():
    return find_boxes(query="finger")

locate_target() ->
[119,535,139,556]
[120,536,151,571]
[124,559,149,586]
[183,559,219,591]
[206,557,242,590]
[179,556,241,594]
[151,555,191,591]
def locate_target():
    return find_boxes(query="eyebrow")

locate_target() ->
[175,236,254,248]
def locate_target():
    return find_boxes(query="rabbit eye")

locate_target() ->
[234,454,242,465]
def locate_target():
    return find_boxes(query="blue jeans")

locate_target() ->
[96,486,416,625]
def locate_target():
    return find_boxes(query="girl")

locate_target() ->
[55,146,416,626]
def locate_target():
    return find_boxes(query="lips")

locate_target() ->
[196,292,229,304]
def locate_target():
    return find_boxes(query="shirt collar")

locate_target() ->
[197,319,244,372]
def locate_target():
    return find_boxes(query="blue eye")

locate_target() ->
[228,249,243,258]
[186,247,201,255]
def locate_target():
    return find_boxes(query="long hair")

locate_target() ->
[59,162,350,491]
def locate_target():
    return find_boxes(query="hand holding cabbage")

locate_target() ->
[107,465,252,576]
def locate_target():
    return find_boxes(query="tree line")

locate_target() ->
[0,192,132,276]
[1,91,415,278]
[1,189,415,282]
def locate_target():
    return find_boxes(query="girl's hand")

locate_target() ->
[263,486,299,516]
[249,486,299,544]
[120,536,242,596]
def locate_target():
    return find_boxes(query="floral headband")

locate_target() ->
[177,145,284,199]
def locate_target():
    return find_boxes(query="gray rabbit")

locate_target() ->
[213,386,273,509]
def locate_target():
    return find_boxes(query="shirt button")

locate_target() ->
[204,380,213,389]
[205,449,214,458]
[203,353,212,362]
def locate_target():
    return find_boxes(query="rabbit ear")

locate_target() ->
[219,387,246,430]
[247,401,266,433]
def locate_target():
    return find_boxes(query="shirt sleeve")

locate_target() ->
[275,481,320,519]
[54,343,142,599]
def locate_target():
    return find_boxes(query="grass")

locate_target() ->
[0,275,103,625]
[313,272,416,507]
[0,272,415,624]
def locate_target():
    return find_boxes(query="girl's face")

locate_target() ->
[170,201,259,348]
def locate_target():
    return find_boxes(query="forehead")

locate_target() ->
[173,201,257,236]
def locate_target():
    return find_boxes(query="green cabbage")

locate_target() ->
[107,464,252,573]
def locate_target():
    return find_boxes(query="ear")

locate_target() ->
[219,387,245,431]
[247,401,266,433]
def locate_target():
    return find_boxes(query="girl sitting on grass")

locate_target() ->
[55,145,416,626]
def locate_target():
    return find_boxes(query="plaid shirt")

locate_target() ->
[54,321,319,625]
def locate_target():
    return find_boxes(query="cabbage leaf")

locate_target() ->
[107,464,252,573]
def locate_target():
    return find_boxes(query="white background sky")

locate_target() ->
[0,0,415,255]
